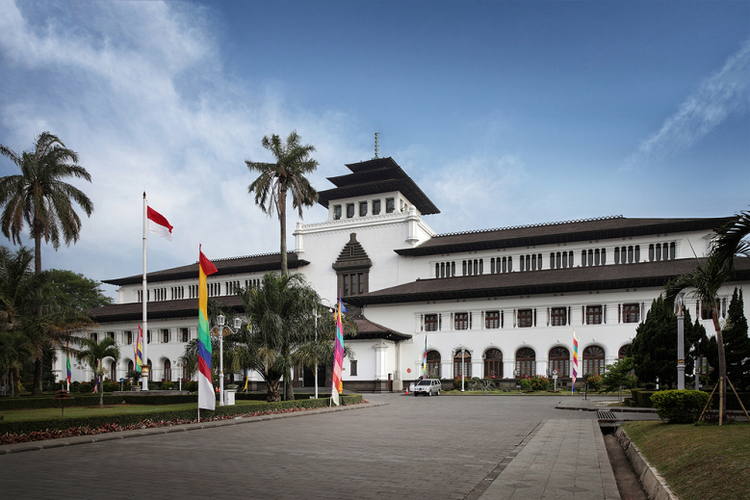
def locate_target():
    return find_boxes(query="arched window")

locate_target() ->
[426,351,441,378]
[484,349,503,379]
[515,348,536,378]
[127,359,134,374]
[454,351,471,378]
[109,360,116,381]
[618,345,630,359]
[548,347,570,377]
[163,359,172,381]
[582,346,605,375]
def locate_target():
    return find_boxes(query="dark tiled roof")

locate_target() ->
[348,314,411,342]
[345,257,750,306]
[88,296,244,323]
[103,252,309,286]
[317,157,440,215]
[396,216,731,256]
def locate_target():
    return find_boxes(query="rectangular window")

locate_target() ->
[333,205,342,220]
[424,314,439,332]
[358,273,364,294]
[162,329,169,344]
[181,328,189,343]
[346,203,355,218]
[91,332,98,342]
[622,304,640,323]
[586,306,603,325]
[551,308,567,326]
[518,309,533,328]
[359,201,367,217]
[454,312,469,330]
[126,331,133,345]
[350,360,358,376]
[107,332,115,340]
[485,311,500,329]
[385,197,395,213]
[372,199,381,215]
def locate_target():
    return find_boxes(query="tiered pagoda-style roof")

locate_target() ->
[396,216,731,256]
[317,157,440,215]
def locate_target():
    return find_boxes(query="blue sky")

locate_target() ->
[0,0,748,297]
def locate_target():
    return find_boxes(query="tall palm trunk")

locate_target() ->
[279,186,288,276]
[32,221,44,396]
[99,372,104,407]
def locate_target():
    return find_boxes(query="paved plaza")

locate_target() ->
[0,394,629,500]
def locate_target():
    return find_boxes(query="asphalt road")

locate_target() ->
[0,394,599,500]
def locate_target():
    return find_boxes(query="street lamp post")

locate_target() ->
[461,346,466,392]
[676,292,685,390]
[217,314,242,406]
[217,315,225,406]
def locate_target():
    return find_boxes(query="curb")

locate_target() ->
[615,426,679,500]
[0,402,388,455]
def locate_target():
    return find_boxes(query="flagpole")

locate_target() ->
[142,192,149,391]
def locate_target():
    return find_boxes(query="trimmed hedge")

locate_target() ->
[651,390,710,423]
[631,388,750,411]
[0,395,362,436]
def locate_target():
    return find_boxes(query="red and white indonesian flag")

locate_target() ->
[147,206,173,241]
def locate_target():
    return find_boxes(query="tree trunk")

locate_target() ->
[279,187,288,276]
[285,366,295,401]
[32,356,44,396]
[99,373,104,407]
[32,225,44,396]
[266,379,281,402]
[713,312,728,417]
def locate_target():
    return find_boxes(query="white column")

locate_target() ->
[373,342,389,380]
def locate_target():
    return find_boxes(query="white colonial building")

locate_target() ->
[56,157,750,392]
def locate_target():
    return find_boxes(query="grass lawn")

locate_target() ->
[0,400,267,422]
[622,420,750,500]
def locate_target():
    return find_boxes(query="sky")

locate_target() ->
[0,0,748,299]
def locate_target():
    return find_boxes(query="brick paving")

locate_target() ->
[0,394,611,500]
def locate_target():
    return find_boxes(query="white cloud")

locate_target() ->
[0,0,362,295]
[624,37,750,170]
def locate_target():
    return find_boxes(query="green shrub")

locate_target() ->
[103,381,120,393]
[184,381,198,392]
[585,373,602,392]
[519,378,532,391]
[161,380,175,390]
[651,389,710,423]
[79,382,93,393]
[530,376,550,391]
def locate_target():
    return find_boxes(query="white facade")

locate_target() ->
[54,158,750,391]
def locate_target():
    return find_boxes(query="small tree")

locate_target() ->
[723,288,750,390]
[75,336,119,407]
[601,358,637,403]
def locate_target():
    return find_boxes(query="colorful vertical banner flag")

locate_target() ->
[198,246,218,411]
[66,342,72,386]
[572,330,579,392]
[135,325,144,373]
[331,293,346,406]
[147,206,173,241]
[422,335,428,379]
[93,359,100,393]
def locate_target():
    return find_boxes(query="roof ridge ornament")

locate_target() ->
[373,132,380,159]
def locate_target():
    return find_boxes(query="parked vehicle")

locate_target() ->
[413,378,441,396]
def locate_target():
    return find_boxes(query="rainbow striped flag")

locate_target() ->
[198,246,218,411]
[135,325,144,373]
[572,330,579,392]
[331,293,346,406]
[422,335,428,379]
[66,341,72,385]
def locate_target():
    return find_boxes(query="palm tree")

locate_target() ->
[713,208,750,273]
[0,330,32,397]
[0,131,94,275]
[664,255,730,420]
[236,272,319,402]
[245,131,318,276]
[75,336,120,407]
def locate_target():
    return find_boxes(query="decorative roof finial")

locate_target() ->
[373,132,380,159]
